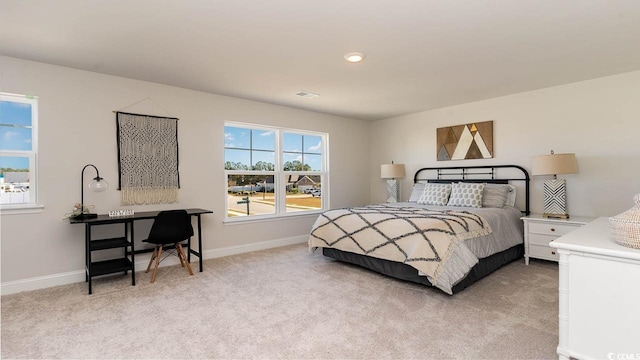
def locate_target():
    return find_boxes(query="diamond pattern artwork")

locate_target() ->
[543,179,567,216]
[437,121,493,161]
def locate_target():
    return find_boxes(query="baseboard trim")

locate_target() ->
[0,270,87,295]
[1,235,308,295]
[201,234,307,259]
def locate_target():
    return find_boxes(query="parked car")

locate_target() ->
[311,189,322,197]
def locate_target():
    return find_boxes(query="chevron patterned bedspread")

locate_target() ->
[308,204,493,294]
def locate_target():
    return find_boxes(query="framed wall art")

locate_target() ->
[436,120,493,161]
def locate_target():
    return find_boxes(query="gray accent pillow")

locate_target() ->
[408,183,426,202]
[447,182,485,208]
[417,183,452,206]
[483,183,510,208]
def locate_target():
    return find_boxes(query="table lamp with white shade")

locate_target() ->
[381,162,405,203]
[532,150,578,219]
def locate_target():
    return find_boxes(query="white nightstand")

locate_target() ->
[521,214,595,265]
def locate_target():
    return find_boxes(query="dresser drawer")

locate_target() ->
[529,244,560,262]
[528,233,558,247]
[528,222,580,236]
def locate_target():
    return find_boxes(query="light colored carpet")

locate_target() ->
[1,243,559,359]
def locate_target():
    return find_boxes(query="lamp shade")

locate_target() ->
[381,164,405,179]
[532,153,578,176]
[89,178,109,192]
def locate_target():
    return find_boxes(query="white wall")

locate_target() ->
[0,56,371,288]
[370,70,640,217]
[3,54,639,292]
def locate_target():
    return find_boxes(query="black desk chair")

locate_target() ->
[143,210,195,283]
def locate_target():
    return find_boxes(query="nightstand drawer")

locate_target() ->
[528,222,580,236]
[529,244,559,261]
[528,233,558,247]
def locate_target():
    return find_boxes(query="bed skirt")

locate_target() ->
[322,244,524,294]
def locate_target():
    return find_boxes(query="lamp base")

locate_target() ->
[543,213,569,219]
[543,178,568,219]
[386,179,400,203]
[73,213,98,220]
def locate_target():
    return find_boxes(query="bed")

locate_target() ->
[308,165,530,294]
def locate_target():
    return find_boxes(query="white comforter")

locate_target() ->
[309,203,524,294]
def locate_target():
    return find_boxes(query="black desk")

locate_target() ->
[70,208,213,294]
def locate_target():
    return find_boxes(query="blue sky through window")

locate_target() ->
[224,127,274,150]
[0,156,29,170]
[224,126,275,168]
[0,100,32,170]
[225,126,323,170]
[283,132,322,171]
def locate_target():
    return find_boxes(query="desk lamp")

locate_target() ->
[74,164,108,220]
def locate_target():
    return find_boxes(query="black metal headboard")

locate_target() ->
[413,164,530,215]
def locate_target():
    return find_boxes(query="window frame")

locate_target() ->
[0,92,41,213]
[224,122,328,223]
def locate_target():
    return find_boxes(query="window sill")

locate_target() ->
[0,204,45,215]
[223,210,323,225]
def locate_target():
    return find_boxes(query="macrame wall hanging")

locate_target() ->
[116,111,180,205]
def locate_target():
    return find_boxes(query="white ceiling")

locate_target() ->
[2,1,640,121]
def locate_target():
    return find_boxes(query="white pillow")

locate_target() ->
[408,183,426,202]
[417,183,452,206]
[447,182,485,208]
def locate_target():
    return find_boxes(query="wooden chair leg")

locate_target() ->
[177,244,186,268]
[146,247,158,273]
[151,246,163,283]
[177,243,194,276]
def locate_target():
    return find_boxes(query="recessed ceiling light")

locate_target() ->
[344,52,365,63]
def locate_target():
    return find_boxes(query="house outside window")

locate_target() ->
[224,123,328,220]
[0,93,39,209]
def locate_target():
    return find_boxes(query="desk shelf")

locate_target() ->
[90,258,133,277]
[83,222,135,294]
[90,237,130,251]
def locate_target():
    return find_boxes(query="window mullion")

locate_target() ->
[275,130,285,214]
[29,152,37,205]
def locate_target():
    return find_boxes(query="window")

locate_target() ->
[0,93,38,208]
[224,123,328,220]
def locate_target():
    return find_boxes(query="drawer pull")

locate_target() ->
[551,251,556,255]
[550,228,556,232]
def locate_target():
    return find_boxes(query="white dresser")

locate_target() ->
[550,217,640,360]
